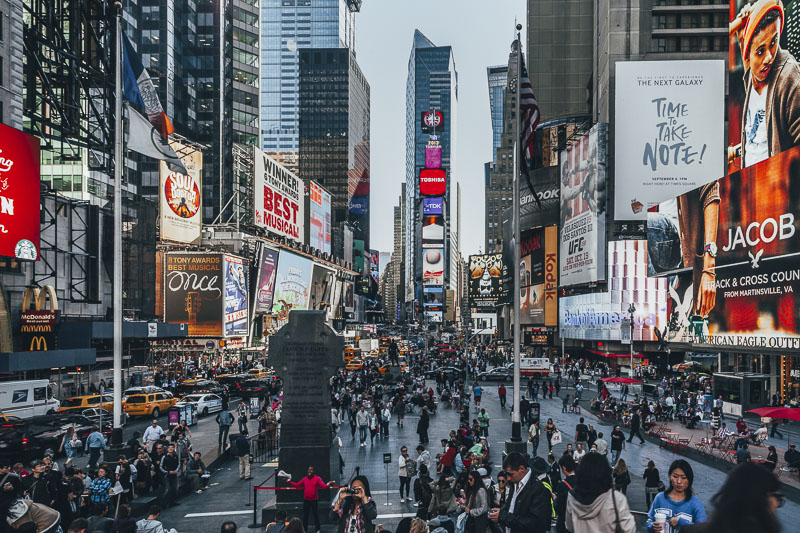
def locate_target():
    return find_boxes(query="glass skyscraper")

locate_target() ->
[405,30,457,307]
[487,65,507,164]
[260,0,360,172]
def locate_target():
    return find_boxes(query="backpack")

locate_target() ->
[405,458,417,477]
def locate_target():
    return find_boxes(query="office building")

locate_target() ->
[487,65,507,164]
[299,47,370,252]
[0,0,23,129]
[260,0,361,172]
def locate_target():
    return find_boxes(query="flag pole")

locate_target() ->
[112,1,124,438]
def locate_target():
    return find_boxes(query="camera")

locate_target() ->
[345,488,356,495]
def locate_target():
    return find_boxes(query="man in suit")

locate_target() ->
[488,452,552,533]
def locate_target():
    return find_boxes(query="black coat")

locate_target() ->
[334,499,378,533]
[497,474,552,533]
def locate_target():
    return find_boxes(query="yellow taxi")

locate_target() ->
[122,391,177,418]
[247,368,271,379]
[346,359,363,371]
[58,394,114,414]
[0,413,21,423]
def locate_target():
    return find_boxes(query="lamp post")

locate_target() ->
[628,303,636,377]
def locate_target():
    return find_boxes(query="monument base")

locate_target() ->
[504,438,527,457]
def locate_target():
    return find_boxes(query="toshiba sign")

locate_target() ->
[419,168,446,196]
[0,123,40,261]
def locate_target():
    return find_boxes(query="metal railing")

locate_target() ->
[248,427,280,464]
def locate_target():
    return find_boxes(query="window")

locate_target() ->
[34,387,47,401]
[233,7,258,27]
[234,49,259,67]
[233,69,259,87]
[233,29,258,46]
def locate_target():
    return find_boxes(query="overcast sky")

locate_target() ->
[356,0,526,258]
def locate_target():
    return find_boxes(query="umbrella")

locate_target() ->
[748,407,800,446]
[600,377,643,384]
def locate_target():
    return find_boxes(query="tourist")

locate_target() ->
[287,466,337,533]
[565,452,635,533]
[610,425,625,465]
[646,459,707,532]
[462,471,488,533]
[612,459,631,495]
[643,460,661,508]
[399,446,413,503]
[333,475,377,533]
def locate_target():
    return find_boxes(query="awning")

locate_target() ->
[589,350,645,359]
[0,348,96,372]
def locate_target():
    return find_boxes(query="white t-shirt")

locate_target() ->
[744,85,769,168]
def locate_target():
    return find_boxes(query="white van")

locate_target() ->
[0,380,60,419]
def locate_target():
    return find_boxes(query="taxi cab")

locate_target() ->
[0,413,21,423]
[346,359,363,371]
[122,391,177,418]
[58,394,113,414]
[247,368,272,379]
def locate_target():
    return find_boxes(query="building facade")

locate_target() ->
[0,0,23,130]
[487,65,507,164]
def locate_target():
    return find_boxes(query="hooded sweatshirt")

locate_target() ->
[646,492,707,533]
[565,489,636,533]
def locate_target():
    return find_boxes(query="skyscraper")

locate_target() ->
[260,0,361,173]
[405,30,457,316]
[487,65,508,164]
[0,0,23,130]
[299,47,370,253]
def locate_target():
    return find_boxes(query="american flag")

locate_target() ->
[518,49,542,207]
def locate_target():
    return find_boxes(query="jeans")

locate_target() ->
[303,500,321,532]
[163,475,178,506]
[359,425,367,444]
[647,212,682,275]
[499,395,506,408]
[219,425,231,448]
[628,427,644,443]
[238,416,248,434]
[610,449,621,465]
[87,447,102,468]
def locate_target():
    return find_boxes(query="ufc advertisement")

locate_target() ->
[164,253,223,337]
[0,123,41,261]
[159,144,202,244]
[419,169,446,196]
[255,248,279,314]
[614,60,724,220]
[223,255,248,337]
[649,146,800,351]
[468,254,503,308]
[560,123,607,286]
[253,147,305,244]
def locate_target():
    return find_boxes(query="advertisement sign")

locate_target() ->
[520,167,560,229]
[223,255,248,337]
[422,215,444,248]
[159,145,202,244]
[423,198,443,215]
[520,284,545,325]
[468,254,502,306]
[0,123,41,260]
[20,311,58,351]
[272,251,313,314]
[425,310,443,323]
[310,264,335,310]
[421,110,444,134]
[369,250,380,285]
[344,281,355,312]
[255,248,279,314]
[544,225,559,327]
[253,147,305,243]
[649,145,800,350]
[422,248,445,286]
[349,197,369,215]
[521,229,544,286]
[560,123,607,286]
[524,331,553,346]
[560,241,667,341]
[423,287,444,311]
[420,169,446,196]
[308,180,332,255]
[425,140,442,168]
[164,253,223,337]
[615,60,724,220]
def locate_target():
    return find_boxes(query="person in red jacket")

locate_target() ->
[438,441,457,475]
[288,466,337,533]
[498,383,507,409]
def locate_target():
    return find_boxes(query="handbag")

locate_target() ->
[610,490,623,533]
[657,480,666,492]
[551,430,563,446]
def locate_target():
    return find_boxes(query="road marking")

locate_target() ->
[376,513,416,519]
[184,510,251,518]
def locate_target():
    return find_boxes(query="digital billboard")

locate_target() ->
[423,198,443,215]
[419,169,446,196]
[425,140,442,168]
[164,253,223,337]
[520,284,544,325]
[308,180,332,255]
[421,110,444,134]
[159,144,202,244]
[272,251,313,314]
[544,225,559,327]
[469,254,503,309]
[0,123,41,261]
[422,248,445,286]
[253,147,304,244]
[310,264,335,310]
[254,248,279,314]
[615,60,724,220]
[369,250,380,285]
[423,287,444,311]
[560,123,607,286]
[223,255,248,337]
[422,215,444,248]
[520,166,560,229]
[648,146,800,350]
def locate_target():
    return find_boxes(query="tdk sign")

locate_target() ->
[423,198,443,215]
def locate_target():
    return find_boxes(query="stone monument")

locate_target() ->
[268,310,344,517]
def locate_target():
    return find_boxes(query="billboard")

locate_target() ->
[310,264,335,310]
[421,110,444,134]
[560,123,607,286]
[254,248,279,314]
[344,281,355,312]
[423,287,444,311]
[369,250,380,285]
[520,283,545,325]
[164,253,223,337]
[469,254,503,308]
[423,198,443,215]
[520,166,560,229]
[544,225,559,327]
[560,240,667,341]
[308,180,332,255]
[159,145,202,244]
[272,251,313,314]
[422,248,444,286]
[223,255,248,337]
[425,140,442,168]
[422,215,444,248]
[254,147,305,243]
[0,123,41,261]
[614,61,724,221]
[648,146,800,350]
[420,169,446,196]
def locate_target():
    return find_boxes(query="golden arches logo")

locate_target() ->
[29,336,47,351]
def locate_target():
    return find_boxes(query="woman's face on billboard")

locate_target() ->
[750,19,781,90]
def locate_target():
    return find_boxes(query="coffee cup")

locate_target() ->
[654,513,667,524]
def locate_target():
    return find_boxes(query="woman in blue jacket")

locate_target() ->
[647,460,707,533]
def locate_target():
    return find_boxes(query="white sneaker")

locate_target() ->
[400,497,405,503]
[413,502,419,507]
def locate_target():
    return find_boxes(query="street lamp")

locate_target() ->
[628,303,636,377]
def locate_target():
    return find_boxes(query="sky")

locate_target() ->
[356,0,526,259]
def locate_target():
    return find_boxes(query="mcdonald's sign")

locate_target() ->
[19,286,58,351]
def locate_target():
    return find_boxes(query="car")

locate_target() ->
[122,386,165,401]
[80,408,128,427]
[175,393,224,416]
[0,413,111,463]
[477,368,514,381]
[346,359,363,371]
[0,413,21,423]
[246,368,272,379]
[424,367,462,379]
[58,395,114,414]
[176,380,226,398]
[122,392,176,418]
[237,379,272,399]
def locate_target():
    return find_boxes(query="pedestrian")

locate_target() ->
[528,421,540,457]
[498,383,506,409]
[562,394,570,413]
[764,445,778,472]
[235,430,252,480]
[462,471,488,533]
[473,382,481,407]
[394,397,406,428]
[84,425,106,469]
[381,404,392,437]
[548,382,554,399]
[488,452,552,533]
[428,475,457,517]
[188,451,210,491]
[680,462,781,533]
[287,466,337,533]
[417,407,430,444]
[627,410,645,444]
[88,465,112,505]
[399,446,413,503]
[356,405,369,447]
[332,475,377,533]
[136,505,178,533]
[216,406,234,449]
[555,380,561,397]
[646,459,707,532]
[643,460,661,509]
[349,406,358,439]
[413,464,434,517]
[612,458,631,495]
[565,452,636,533]
[368,408,379,445]
[610,425,625,465]
[545,418,557,452]
[141,420,164,454]
[770,418,784,438]
[554,455,576,533]
[574,417,589,450]
[477,408,489,437]
[237,401,248,434]
[23,460,51,504]
[159,443,180,507]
